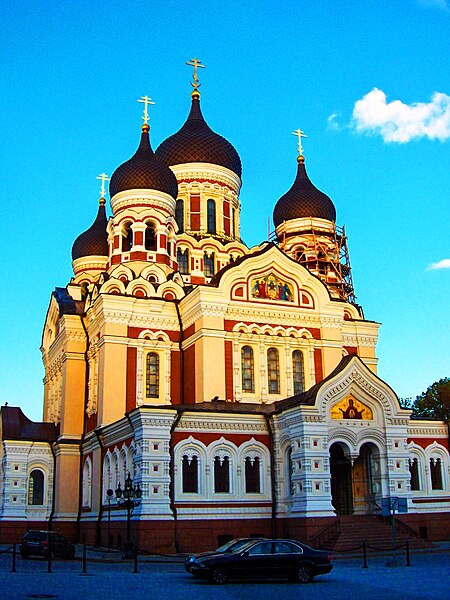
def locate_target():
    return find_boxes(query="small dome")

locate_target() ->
[273,158,336,227]
[109,126,178,199]
[155,95,242,177]
[72,201,109,260]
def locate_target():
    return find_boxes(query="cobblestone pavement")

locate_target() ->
[0,550,448,600]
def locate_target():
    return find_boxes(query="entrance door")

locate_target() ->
[330,444,353,515]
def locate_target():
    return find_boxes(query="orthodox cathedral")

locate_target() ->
[1,63,449,551]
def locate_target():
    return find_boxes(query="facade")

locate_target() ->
[1,76,449,550]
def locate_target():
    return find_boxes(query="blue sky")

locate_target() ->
[1,0,449,420]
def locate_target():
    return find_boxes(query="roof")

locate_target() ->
[273,158,336,227]
[71,202,109,260]
[155,96,242,177]
[0,406,59,442]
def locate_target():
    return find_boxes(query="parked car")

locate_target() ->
[185,538,263,573]
[189,538,332,584]
[20,530,75,560]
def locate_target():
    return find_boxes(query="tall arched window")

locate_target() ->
[430,458,443,490]
[177,248,189,274]
[175,199,184,233]
[82,460,92,508]
[207,199,216,234]
[409,458,420,491]
[182,455,198,493]
[203,252,215,278]
[245,456,260,493]
[287,448,294,496]
[241,346,254,393]
[146,353,159,398]
[145,222,156,250]
[214,455,230,493]
[122,222,133,251]
[28,470,44,505]
[267,348,280,394]
[292,350,305,395]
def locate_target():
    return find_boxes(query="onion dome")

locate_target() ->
[109,124,178,199]
[72,198,109,260]
[273,156,336,228]
[155,93,242,177]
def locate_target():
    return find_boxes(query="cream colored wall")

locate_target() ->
[97,322,128,426]
[53,443,81,519]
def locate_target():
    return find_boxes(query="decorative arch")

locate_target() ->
[82,457,92,508]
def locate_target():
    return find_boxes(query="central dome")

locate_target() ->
[155,95,242,177]
[273,158,336,227]
[109,125,178,199]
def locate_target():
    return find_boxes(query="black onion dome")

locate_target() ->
[72,202,109,260]
[273,158,336,227]
[155,96,242,177]
[109,126,178,198]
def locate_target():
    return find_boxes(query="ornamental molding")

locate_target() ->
[177,420,267,433]
[63,330,87,344]
[408,425,447,437]
[101,310,178,330]
[171,163,241,194]
[319,316,343,329]
[225,306,323,329]
[110,191,176,215]
[342,334,378,348]
[182,303,228,329]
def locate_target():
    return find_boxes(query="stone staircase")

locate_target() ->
[331,515,432,553]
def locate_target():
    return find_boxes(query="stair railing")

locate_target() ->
[309,517,341,549]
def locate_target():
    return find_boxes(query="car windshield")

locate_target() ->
[215,539,238,552]
[24,532,47,541]
[228,539,257,553]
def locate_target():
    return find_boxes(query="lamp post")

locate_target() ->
[115,473,142,552]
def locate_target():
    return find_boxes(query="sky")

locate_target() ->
[1,0,449,421]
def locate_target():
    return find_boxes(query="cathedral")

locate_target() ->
[1,63,449,551]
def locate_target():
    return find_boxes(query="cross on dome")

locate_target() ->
[96,172,110,203]
[186,58,205,94]
[292,128,307,160]
[137,95,155,126]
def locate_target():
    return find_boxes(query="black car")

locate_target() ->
[20,530,75,559]
[189,538,332,584]
[185,538,263,573]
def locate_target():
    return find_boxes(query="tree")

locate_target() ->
[411,378,450,422]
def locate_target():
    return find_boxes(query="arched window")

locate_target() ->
[245,456,260,493]
[267,348,280,394]
[122,223,133,251]
[430,458,443,490]
[146,353,159,398]
[28,470,44,505]
[292,350,305,395]
[214,455,230,493]
[182,455,198,493]
[287,448,294,496]
[241,346,254,393]
[409,458,420,491]
[175,199,184,233]
[204,252,215,278]
[207,199,216,234]
[82,460,92,508]
[145,222,156,250]
[177,248,189,275]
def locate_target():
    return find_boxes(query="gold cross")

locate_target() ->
[186,57,205,90]
[292,128,307,157]
[96,173,110,198]
[137,95,155,125]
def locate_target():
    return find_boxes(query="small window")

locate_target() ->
[245,456,261,493]
[241,346,255,393]
[122,223,133,251]
[207,199,216,234]
[204,252,215,278]
[430,458,443,490]
[214,456,230,493]
[28,470,44,505]
[145,222,156,250]
[177,248,189,274]
[182,455,198,493]
[175,199,184,233]
[146,353,159,398]
[292,350,305,395]
[409,458,420,491]
[267,348,280,394]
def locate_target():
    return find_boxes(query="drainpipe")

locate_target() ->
[169,409,183,552]
[264,413,277,538]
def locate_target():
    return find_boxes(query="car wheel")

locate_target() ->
[297,564,314,583]
[211,568,229,584]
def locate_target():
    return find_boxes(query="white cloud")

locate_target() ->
[418,0,449,12]
[327,112,344,131]
[427,259,450,270]
[351,88,450,142]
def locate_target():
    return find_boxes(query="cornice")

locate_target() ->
[171,162,241,194]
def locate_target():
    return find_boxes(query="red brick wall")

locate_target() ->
[314,348,323,383]
[126,347,137,412]
[184,345,196,404]
[171,350,181,405]
[225,340,234,401]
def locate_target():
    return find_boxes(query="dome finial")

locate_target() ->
[96,172,110,205]
[186,57,205,98]
[137,95,155,131]
[292,128,307,163]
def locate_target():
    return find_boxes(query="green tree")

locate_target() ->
[412,378,450,422]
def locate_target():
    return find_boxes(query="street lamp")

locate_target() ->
[115,473,142,551]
